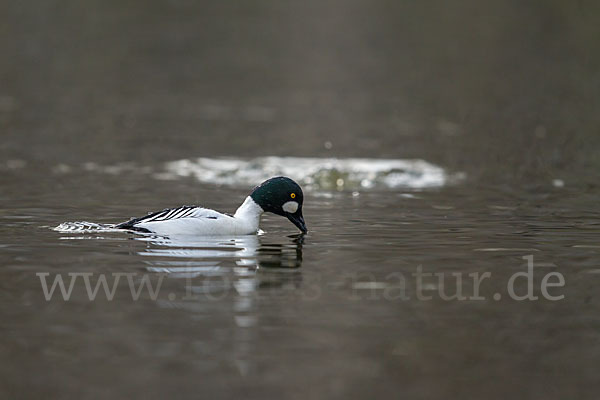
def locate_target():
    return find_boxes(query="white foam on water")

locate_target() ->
[157,156,461,190]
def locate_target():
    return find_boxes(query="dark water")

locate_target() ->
[2,1,600,399]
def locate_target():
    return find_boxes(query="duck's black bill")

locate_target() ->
[287,213,307,234]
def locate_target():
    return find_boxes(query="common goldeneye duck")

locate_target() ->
[115,176,307,236]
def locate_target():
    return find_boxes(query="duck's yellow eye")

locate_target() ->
[290,193,296,199]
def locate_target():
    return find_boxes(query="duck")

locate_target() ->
[114,176,307,236]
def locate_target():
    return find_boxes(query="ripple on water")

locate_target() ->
[51,156,463,191]
[155,156,463,190]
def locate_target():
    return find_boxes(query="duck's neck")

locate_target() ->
[234,196,264,230]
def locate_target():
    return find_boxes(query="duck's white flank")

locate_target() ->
[132,196,264,236]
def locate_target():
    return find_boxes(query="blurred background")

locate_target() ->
[2,0,599,183]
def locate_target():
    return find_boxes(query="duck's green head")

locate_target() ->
[250,176,307,234]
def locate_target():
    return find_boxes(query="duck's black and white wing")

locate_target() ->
[116,205,231,234]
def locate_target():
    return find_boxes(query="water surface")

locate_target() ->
[2,161,600,399]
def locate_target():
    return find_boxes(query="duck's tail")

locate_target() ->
[53,221,121,233]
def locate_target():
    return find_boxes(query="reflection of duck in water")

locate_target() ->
[144,234,304,309]
[140,234,303,272]
[117,177,307,236]
[256,234,304,269]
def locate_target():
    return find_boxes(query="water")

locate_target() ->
[2,1,600,399]
[159,156,458,189]
[3,162,600,399]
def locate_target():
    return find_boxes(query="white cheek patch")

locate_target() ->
[282,201,299,214]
